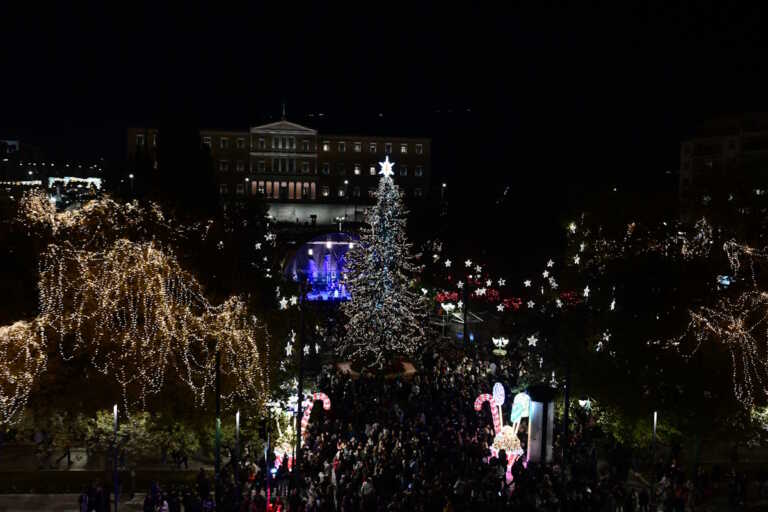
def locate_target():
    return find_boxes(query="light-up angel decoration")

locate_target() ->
[492,336,509,356]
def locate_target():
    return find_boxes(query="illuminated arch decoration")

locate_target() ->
[300,391,331,438]
[475,389,530,478]
[285,232,359,301]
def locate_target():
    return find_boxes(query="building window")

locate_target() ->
[414,187,423,198]
[338,187,345,198]
[354,142,362,152]
[136,134,145,146]
[322,141,331,152]
[236,183,245,195]
[272,137,277,149]
[354,164,361,175]
[219,183,229,195]
[290,159,296,173]
[337,163,346,175]
[415,143,423,154]
[303,140,310,152]
[236,160,245,172]
[370,165,377,176]
[203,136,212,147]
[257,181,265,194]
[400,166,408,177]
[322,163,330,175]
[415,165,423,177]
[369,142,377,153]
[257,160,266,172]
[321,186,330,197]
[385,143,392,154]
[237,138,245,149]
[400,143,408,154]
[220,137,229,149]
[152,134,158,147]
[302,161,310,173]
[338,141,346,152]
[290,137,296,149]
[272,158,278,172]
[219,160,229,172]
[259,138,265,149]
[353,186,361,198]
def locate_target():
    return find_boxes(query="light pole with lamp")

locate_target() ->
[128,173,134,195]
[113,404,119,512]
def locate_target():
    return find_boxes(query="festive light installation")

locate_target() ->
[0,321,47,425]
[37,239,270,411]
[338,157,427,367]
[474,393,524,470]
[492,337,509,356]
[300,392,331,439]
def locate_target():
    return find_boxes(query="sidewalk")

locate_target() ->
[0,493,146,512]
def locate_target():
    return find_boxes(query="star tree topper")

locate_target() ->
[379,155,395,178]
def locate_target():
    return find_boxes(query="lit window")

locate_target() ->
[354,142,362,152]
[369,142,377,153]
[236,183,245,195]
[321,186,330,197]
[219,161,229,172]
[385,142,392,154]
[415,166,423,177]
[414,187,423,197]
[152,134,158,147]
[236,160,245,172]
[338,188,345,198]
[338,141,346,152]
[354,164,361,175]
[322,163,330,175]
[259,138,265,149]
[400,166,408,177]
[237,138,245,149]
[400,143,408,154]
[203,136,212,147]
[370,165,377,176]
[136,134,145,146]
[220,137,229,149]
[257,161,265,172]
[303,140,310,152]
[323,141,331,152]
[219,183,229,194]
[415,143,423,154]
[290,137,296,149]
[302,161,310,173]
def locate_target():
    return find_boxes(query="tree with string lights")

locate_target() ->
[338,156,428,368]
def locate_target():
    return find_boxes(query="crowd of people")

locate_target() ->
[119,353,739,511]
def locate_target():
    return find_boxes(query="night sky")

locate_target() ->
[3,2,768,257]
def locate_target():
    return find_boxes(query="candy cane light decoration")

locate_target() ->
[300,392,331,438]
[475,392,525,473]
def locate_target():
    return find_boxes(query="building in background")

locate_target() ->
[680,113,768,219]
[126,119,431,224]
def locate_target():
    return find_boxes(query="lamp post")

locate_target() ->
[294,280,307,489]
[235,410,241,503]
[128,173,134,194]
[651,410,658,508]
[113,404,118,512]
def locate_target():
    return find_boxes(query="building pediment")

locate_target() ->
[250,120,317,135]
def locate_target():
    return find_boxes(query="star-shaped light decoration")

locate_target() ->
[445,259,452,268]
[602,331,611,342]
[303,345,310,355]
[610,299,616,311]
[486,279,492,287]
[475,287,487,296]
[285,341,293,356]
[276,286,282,298]
[542,270,549,278]
[457,300,463,309]
[496,303,505,312]
[527,300,535,308]
[549,277,558,288]
[527,335,538,347]
[457,281,464,289]
[378,155,395,178]
[498,278,506,286]
[555,298,563,308]
[265,232,276,241]
[568,222,577,233]
[289,296,298,306]
[254,243,262,250]
[315,343,321,353]
[523,280,532,288]
[573,255,580,265]
[475,265,482,273]
[546,259,554,268]
[583,286,590,298]
[421,288,429,295]
[465,259,472,268]
[279,297,289,310]
[579,242,585,252]
[432,253,440,261]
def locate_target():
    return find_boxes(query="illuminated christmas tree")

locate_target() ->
[338,156,426,368]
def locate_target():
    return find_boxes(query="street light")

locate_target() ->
[113,404,119,512]
[128,173,134,194]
